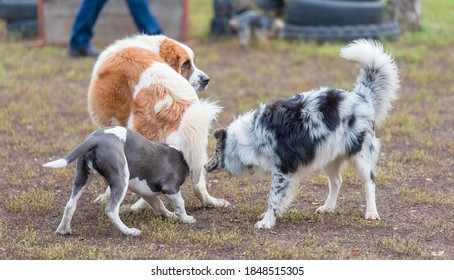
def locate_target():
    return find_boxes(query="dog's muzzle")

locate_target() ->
[199,75,210,91]
[204,153,219,173]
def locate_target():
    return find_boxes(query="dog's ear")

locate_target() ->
[213,128,226,141]
[159,40,181,73]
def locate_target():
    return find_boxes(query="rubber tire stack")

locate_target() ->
[0,0,38,38]
[282,0,400,41]
[210,0,284,36]
[210,0,233,37]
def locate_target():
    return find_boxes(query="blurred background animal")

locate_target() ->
[227,0,284,47]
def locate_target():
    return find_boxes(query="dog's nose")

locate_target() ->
[201,75,210,85]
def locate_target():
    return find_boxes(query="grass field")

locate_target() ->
[0,0,453,259]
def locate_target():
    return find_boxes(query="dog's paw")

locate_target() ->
[207,198,231,208]
[254,221,274,229]
[55,227,72,235]
[179,215,196,224]
[316,205,336,214]
[162,211,177,220]
[123,228,142,236]
[254,219,275,230]
[365,212,381,220]
[94,194,108,205]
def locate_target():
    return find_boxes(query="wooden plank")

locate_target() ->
[41,0,184,45]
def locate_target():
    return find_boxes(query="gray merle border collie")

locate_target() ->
[43,126,194,236]
[205,39,399,229]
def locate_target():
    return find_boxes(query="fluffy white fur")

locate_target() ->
[340,39,399,125]
[169,100,222,184]
[131,62,198,101]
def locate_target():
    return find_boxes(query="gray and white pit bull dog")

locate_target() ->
[43,126,195,236]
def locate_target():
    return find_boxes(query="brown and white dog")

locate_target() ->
[87,34,229,209]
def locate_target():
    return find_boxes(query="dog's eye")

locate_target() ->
[182,60,191,70]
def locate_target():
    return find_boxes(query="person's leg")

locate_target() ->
[69,0,107,56]
[125,0,162,35]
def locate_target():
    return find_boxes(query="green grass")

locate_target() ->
[5,188,57,213]
[403,0,454,46]
[400,186,454,206]
[378,236,425,259]
[189,0,214,38]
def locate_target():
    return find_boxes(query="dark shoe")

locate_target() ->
[68,46,101,58]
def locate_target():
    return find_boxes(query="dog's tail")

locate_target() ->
[42,138,97,169]
[176,99,222,184]
[340,39,399,126]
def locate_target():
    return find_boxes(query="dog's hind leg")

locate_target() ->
[164,191,195,224]
[255,171,298,229]
[352,138,381,220]
[104,158,141,236]
[56,158,93,235]
[317,157,346,214]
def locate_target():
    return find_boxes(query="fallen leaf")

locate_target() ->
[351,247,363,253]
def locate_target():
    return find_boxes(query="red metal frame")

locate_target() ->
[35,0,45,46]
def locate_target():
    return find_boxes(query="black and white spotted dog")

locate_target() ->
[205,39,399,229]
[43,126,194,236]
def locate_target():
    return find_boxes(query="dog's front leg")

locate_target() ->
[191,171,230,207]
[317,158,345,214]
[138,195,176,219]
[255,171,298,229]
[165,191,195,224]
[94,187,110,204]
[129,198,151,212]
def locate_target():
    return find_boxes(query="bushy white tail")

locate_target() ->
[175,99,222,184]
[340,39,400,125]
[42,159,68,169]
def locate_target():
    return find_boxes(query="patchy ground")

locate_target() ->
[0,5,453,259]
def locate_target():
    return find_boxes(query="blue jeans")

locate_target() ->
[69,0,162,50]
